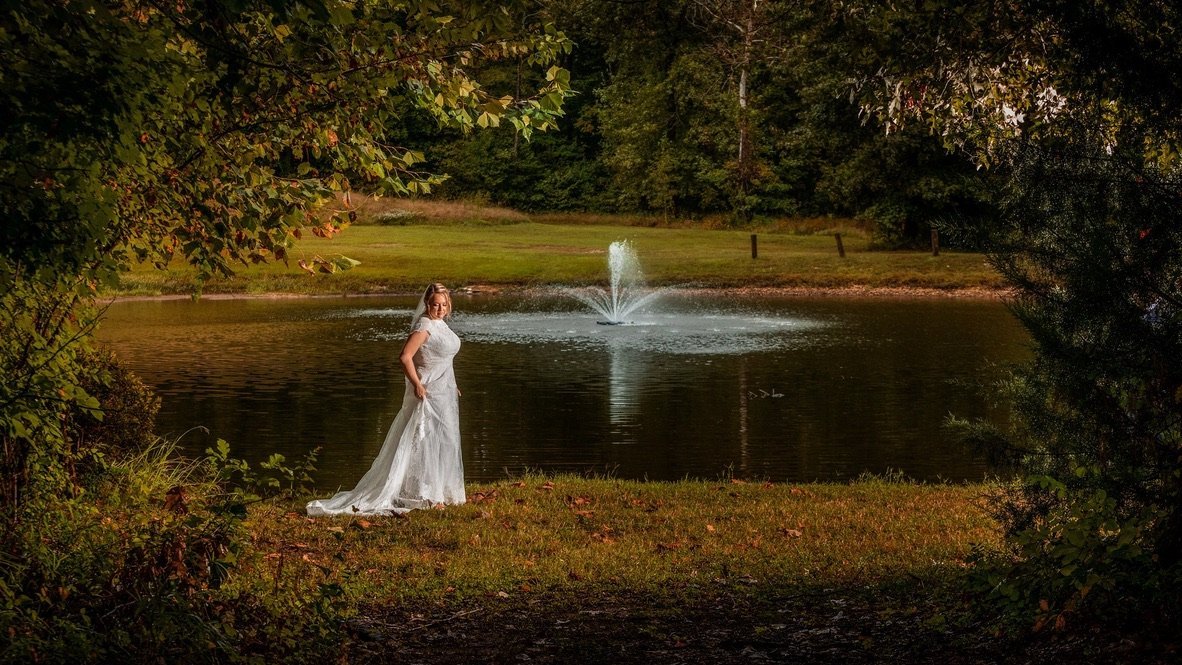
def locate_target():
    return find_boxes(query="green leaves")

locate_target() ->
[2,0,574,296]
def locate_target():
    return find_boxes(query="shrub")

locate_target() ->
[0,439,338,663]
[69,348,161,455]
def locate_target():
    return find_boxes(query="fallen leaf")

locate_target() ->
[730,478,747,485]
[163,485,188,514]
[512,481,527,488]
[539,481,555,492]
[496,591,510,599]
[326,526,345,534]
[781,528,803,538]
[351,519,373,530]
[520,583,532,593]
[705,524,716,533]
[468,490,499,504]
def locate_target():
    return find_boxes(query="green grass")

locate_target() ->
[112,222,1004,296]
[240,474,1000,606]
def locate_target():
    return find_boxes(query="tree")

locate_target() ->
[686,0,792,220]
[0,1,573,656]
[1,0,572,508]
[847,0,1182,626]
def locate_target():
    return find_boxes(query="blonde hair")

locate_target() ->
[422,282,452,318]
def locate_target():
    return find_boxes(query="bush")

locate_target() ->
[0,439,338,663]
[970,477,1180,633]
[69,348,161,455]
[957,143,1182,634]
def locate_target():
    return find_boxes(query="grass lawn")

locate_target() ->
[239,474,1022,661]
[110,200,1004,296]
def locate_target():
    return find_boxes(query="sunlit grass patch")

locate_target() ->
[239,475,1001,608]
[113,221,1003,296]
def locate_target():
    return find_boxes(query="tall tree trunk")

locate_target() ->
[735,1,756,222]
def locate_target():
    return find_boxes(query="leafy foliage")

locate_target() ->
[0,434,336,663]
[0,281,102,511]
[1,0,572,293]
[0,1,572,660]
[69,348,162,455]
[405,0,996,238]
[849,0,1182,629]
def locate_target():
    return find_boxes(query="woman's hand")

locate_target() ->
[457,387,462,397]
[414,383,428,400]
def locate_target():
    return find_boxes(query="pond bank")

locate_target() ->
[104,283,1012,303]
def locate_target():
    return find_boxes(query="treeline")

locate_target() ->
[401,0,996,246]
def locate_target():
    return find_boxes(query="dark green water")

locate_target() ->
[96,293,1029,488]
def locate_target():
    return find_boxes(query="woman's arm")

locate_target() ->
[399,330,430,399]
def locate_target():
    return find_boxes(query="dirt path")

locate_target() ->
[340,588,1165,664]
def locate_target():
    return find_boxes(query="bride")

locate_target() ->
[307,283,465,515]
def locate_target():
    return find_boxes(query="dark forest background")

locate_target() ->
[405,0,996,247]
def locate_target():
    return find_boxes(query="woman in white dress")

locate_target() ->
[307,283,465,515]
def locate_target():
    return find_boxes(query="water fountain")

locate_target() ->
[566,240,664,325]
[360,241,827,355]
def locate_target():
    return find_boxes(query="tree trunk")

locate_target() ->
[735,1,756,222]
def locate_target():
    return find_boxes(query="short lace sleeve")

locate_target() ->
[412,317,435,335]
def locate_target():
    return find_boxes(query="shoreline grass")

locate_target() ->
[109,200,1004,297]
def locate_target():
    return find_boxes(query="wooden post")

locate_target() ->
[931,228,940,256]
[834,232,846,258]
[750,233,758,259]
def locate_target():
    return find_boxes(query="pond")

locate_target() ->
[96,292,1029,488]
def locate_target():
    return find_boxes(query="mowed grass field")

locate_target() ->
[246,474,999,606]
[112,200,1003,295]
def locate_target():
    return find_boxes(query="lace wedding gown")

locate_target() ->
[307,316,465,515]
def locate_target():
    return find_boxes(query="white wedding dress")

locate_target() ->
[307,316,465,515]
